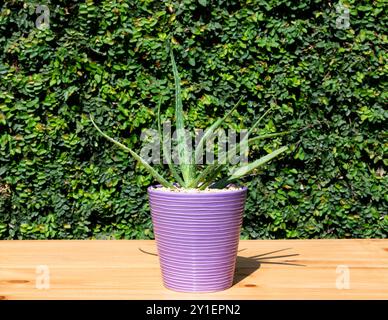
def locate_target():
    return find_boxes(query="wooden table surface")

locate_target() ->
[1,239,387,300]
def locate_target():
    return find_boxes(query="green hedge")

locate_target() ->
[0,0,387,239]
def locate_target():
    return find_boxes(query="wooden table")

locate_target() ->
[1,239,387,300]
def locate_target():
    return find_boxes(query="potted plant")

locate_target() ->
[90,49,289,292]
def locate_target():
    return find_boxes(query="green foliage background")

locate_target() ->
[0,0,387,239]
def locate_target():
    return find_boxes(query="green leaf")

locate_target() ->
[199,164,225,189]
[230,146,289,180]
[194,97,243,165]
[243,106,274,143]
[188,163,222,188]
[248,131,292,144]
[90,115,175,189]
[157,97,185,187]
[170,48,195,187]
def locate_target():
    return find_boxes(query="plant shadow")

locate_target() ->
[138,247,306,287]
[233,247,306,286]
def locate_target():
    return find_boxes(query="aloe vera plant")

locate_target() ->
[90,49,290,190]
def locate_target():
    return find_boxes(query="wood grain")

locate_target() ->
[0,239,387,300]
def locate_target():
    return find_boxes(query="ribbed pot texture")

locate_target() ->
[148,186,247,292]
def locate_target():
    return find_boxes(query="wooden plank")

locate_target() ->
[0,240,387,300]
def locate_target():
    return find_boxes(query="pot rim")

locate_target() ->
[148,184,247,196]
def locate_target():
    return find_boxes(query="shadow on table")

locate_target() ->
[138,247,306,287]
[233,248,306,286]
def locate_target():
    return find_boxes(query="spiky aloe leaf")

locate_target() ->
[222,130,291,169]
[157,97,185,187]
[209,176,231,189]
[187,163,222,188]
[214,106,275,166]
[170,49,195,187]
[90,115,175,189]
[193,131,291,188]
[194,97,243,164]
[211,145,289,189]
[247,131,291,144]
[198,164,225,189]
[229,145,289,180]
[241,106,274,145]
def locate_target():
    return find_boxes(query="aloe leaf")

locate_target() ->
[198,164,225,189]
[198,130,290,188]
[241,106,274,144]
[212,135,290,189]
[170,49,195,187]
[248,131,291,144]
[188,163,222,188]
[226,129,291,164]
[229,145,289,180]
[208,176,231,189]
[157,97,185,187]
[192,131,290,189]
[194,96,243,164]
[222,106,275,164]
[90,115,175,189]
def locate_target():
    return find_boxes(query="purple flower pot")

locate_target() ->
[148,186,247,292]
